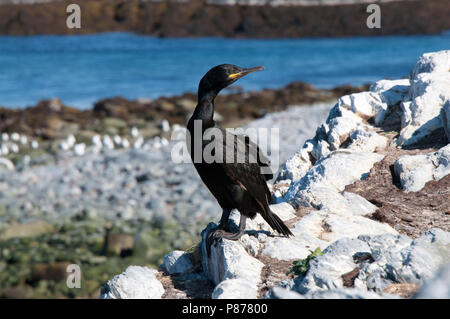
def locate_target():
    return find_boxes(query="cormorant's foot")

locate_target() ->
[206,229,244,257]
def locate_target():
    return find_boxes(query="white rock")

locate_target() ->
[1,133,8,141]
[346,129,387,153]
[266,286,304,299]
[201,223,264,298]
[394,144,450,192]
[262,233,327,261]
[99,266,164,299]
[415,264,450,299]
[212,278,258,299]
[357,229,450,291]
[299,209,395,242]
[284,150,384,209]
[304,288,387,299]
[262,202,394,262]
[410,50,450,79]
[397,72,450,146]
[441,101,450,142]
[277,144,313,183]
[318,211,397,242]
[337,92,388,125]
[311,138,331,161]
[31,140,39,149]
[370,79,410,106]
[163,250,193,275]
[239,234,260,257]
[268,202,296,221]
[394,154,435,192]
[434,144,450,180]
[342,192,378,216]
[326,116,362,151]
[294,237,371,294]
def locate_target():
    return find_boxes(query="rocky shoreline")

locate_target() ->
[100,50,450,299]
[0,89,338,297]
[1,52,449,299]
[0,82,365,166]
[0,0,449,37]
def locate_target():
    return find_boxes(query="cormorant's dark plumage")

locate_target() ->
[187,64,293,255]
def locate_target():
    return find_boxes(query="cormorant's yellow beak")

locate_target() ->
[229,66,264,79]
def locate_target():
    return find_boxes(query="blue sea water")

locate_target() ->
[0,32,449,109]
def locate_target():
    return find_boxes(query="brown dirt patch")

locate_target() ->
[345,132,450,238]
[383,283,420,298]
[341,267,361,288]
[158,268,215,299]
[257,255,295,298]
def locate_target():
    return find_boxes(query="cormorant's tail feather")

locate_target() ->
[264,208,293,237]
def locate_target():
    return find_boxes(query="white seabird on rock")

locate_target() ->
[59,141,70,151]
[10,143,19,153]
[67,134,76,148]
[19,135,28,145]
[113,135,122,145]
[102,135,114,150]
[131,127,139,138]
[74,143,86,156]
[133,136,144,149]
[121,138,130,149]
[11,132,20,141]
[160,120,170,132]
[1,144,9,155]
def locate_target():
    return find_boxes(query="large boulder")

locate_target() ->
[163,250,194,275]
[441,101,450,142]
[200,223,264,299]
[394,144,450,192]
[100,266,164,299]
[397,50,450,146]
[410,50,450,79]
[284,150,384,209]
[291,228,450,295]
[414,264,450,299]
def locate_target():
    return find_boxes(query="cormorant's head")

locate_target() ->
[198,64,264,99]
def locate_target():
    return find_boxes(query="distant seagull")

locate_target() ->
[131,127,139,138]
[11,132,20,141]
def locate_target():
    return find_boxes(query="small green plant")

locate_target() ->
[286,247,323,277]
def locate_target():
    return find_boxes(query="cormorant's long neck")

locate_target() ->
[192,89,218,129]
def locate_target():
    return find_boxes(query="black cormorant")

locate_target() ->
[187,64,293,255]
